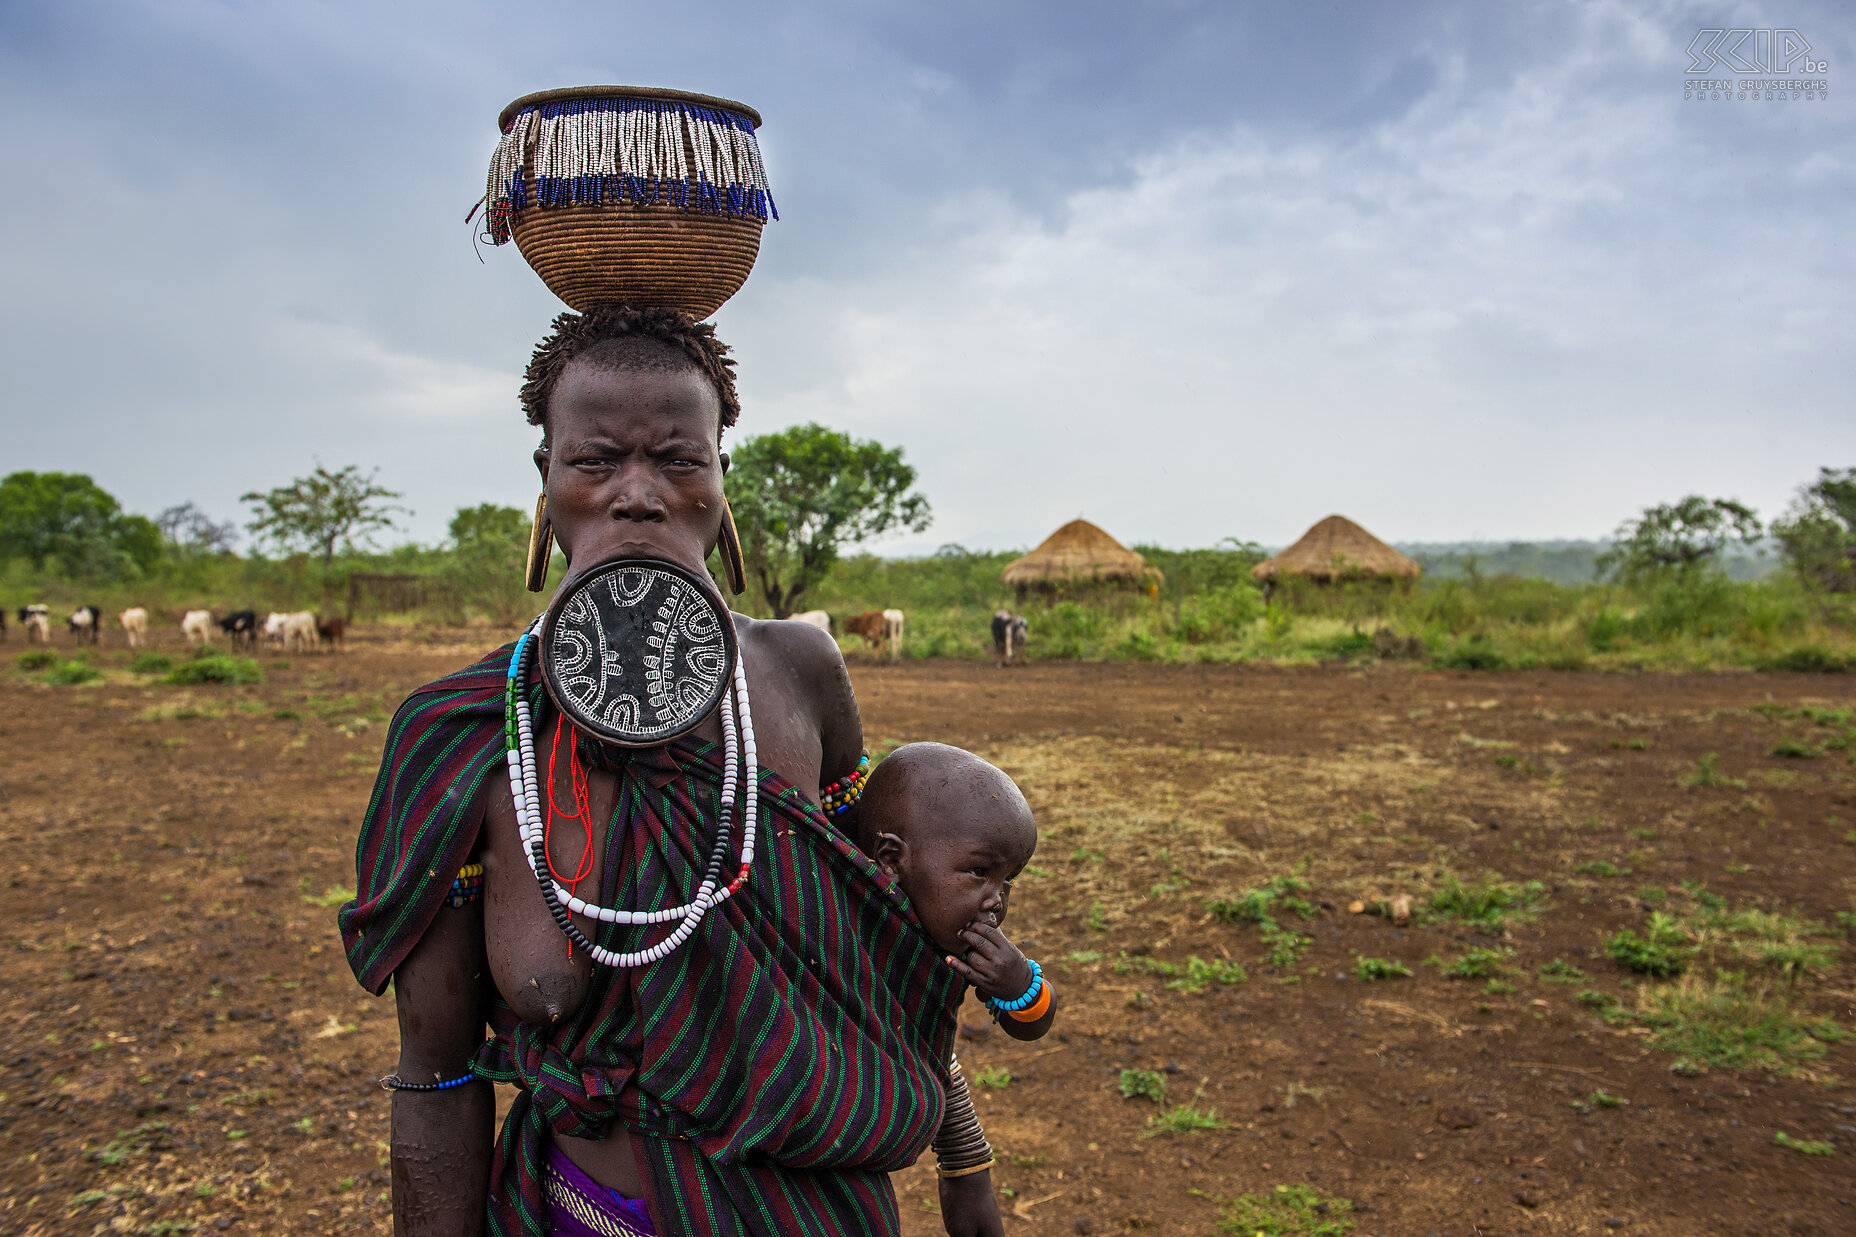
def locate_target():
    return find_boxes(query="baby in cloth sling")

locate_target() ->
[854,742,1056,1237]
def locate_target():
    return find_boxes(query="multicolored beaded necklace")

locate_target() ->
[819,751,869,817]
[504,616,759,968]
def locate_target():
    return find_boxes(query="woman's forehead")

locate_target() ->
[552,362,723,438]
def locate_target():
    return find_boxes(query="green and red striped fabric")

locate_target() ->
[341,645,959,1236]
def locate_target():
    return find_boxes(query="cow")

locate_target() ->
[262,612,288,648]
[218,610,258,649]
[22,605,51,645]
[67,605,102,644]
[991,609,1029,666]
[315,614,346,650]
[181,610,214,645]
[281,611,319,652]
[790,610,831,633]
[843,609,905,658]
[119,607,149,649]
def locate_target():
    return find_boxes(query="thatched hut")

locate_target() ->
[1002,519,1163,594]
[1251,515,1419,584]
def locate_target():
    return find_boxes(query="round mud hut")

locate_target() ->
[1251,515,1420,585]
[1002,519,1163,599]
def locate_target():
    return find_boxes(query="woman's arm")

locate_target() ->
[389,885,493,1237]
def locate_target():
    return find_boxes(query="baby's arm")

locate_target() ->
[945,923,1054,1041]
[933,1056,1005,1237]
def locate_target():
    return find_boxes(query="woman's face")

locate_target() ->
[536,361,728,582]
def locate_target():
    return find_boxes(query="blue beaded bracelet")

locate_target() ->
[981,959,1043,1013]
[379,1068,479,1093]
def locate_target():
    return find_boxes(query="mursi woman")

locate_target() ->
[340,301,1009,1237]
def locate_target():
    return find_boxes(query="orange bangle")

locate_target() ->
[1004,977,1051,1022]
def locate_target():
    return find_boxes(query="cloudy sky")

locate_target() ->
[1,0,1849,554]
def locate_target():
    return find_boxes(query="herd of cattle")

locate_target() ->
[7,602,1030,663]
[788,607,1031,665]
[6,604,345,652]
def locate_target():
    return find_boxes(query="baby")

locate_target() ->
[853,742,1054,1237]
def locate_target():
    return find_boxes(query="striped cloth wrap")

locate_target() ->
[339,645,961,1236]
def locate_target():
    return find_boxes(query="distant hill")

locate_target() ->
[1392,540,1775,585]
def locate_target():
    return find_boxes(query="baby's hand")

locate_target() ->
[945,922,1033,1001]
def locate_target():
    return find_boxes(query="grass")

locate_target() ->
[1206,874,1315,926]
[1142,1103,1225,1137]
[1539,959,1586,983]
[1575,860,1629,877]
[129,652,173,674]
[1217,1183,1356,1236]
[299,881,355,908]
[1634,972,1847,1074]
[90,1121,171,1166]
[16,649,58,670]
[1570,1089,1626,1113]
[1576,989,1633,1027]
[972,1065,1013,1090]
[1352,956,1411,981]
[1685,753,1746,789]
[1770,738,1820,759]
[1118,1068,1167,1102]
[1166,956,1249,993]
[165,654,262,686]
[1607,911,1694,977]
[1773,1131,1837,1156]
[1427,873,1546,929]
[45,659,103,684]
[1440,946,1510,979]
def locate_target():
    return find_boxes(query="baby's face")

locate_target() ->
[898,822,1036,956]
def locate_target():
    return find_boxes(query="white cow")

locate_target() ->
[181,610,214,645]
[262,612,288,648]
[791,610,831,633]
[119,607,149,649]
[881,609,905,659]
[281,611,320,652]
[22,605,51,645]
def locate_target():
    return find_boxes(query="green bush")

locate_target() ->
[130,653,174,674]
[165,655,262,686]
[1435,634,1508,670]
[1353,956,1411,981]
[1758,646,1852,673]
[45,660,103,685]
[16,650,58,670]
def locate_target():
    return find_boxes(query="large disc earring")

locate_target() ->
[525,492,554,593]
[718,499,747,596]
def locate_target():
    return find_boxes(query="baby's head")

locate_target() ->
[855,742,1036,955]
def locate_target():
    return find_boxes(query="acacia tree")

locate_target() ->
[1772,467,1856,592]
[1598,495,1762,583]
[156,501,240,553]
[241,464,407,565]
[724,423,931,617]
[442,503,531,622]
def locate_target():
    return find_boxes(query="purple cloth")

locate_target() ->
[543,1140,658,1236]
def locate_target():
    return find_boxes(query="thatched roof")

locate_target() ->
[1002,519,1162,588]
[1251,515,1420,582]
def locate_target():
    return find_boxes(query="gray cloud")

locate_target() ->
[1,0,1849,551]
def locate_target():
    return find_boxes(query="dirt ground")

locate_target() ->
[2,628,1854,1235]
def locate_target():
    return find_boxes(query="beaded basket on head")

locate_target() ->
[481,85,776,318]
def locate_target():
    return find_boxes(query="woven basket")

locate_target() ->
[493,86,770,318]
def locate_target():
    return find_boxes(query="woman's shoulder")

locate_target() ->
[407,640,519,699]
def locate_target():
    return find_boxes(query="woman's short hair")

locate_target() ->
[520,305,741,444]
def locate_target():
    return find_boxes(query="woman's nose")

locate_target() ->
[609,480,668,522]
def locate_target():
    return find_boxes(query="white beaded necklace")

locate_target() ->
[505,617,757,968]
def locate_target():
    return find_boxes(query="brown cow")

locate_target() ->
[842,609,904,658]
[316,614,346,650]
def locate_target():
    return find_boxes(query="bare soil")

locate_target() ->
[2,631,1853,1235]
